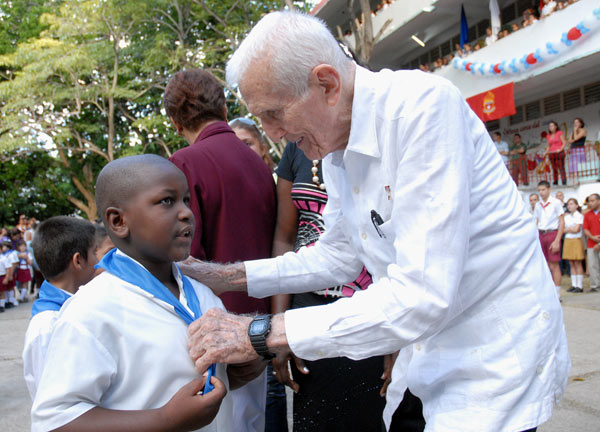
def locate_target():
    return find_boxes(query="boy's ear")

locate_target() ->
[71,251,85,271]
[105,206,129,240]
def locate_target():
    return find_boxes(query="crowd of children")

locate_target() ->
[0,220,40,312]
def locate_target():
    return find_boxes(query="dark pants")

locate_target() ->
[265,363,288,432]
[385,389,426,432]
[549,151,566,184]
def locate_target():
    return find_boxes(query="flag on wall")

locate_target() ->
[466,82,516,122]
[460,5,469,48]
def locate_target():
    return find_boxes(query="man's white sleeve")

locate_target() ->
[285,83,476,360]
[246,184,364,298]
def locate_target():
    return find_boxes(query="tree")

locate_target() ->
[0,0,306,219]
[336,0,392,66]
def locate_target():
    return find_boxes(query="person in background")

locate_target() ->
[23,216,98,400]
[484,27,497,46]
[544,120,567,186]
[15,239,33,303]
[567,117,587,175]
[94,225,115,262]
[541,0,557,17]
[529,193,539,213]
[509,133,528,186]
[582,193,600,293]
[563,198,585,293]
[229,118,276,173]
[492,132,509,167]
[534,180,565,300]
[511,23,520,32]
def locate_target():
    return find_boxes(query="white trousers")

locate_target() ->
[230,368,267,432]
[587,248,600,289]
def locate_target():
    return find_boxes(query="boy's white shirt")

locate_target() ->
[31,250,233,432]
[22,287,73,400]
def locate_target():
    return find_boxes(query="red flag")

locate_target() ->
[466,82,516,122]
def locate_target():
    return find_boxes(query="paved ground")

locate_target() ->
[1,280,599,431]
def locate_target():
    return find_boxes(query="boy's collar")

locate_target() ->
[114,249,183,292]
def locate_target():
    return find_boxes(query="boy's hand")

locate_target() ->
[272,352,309,393]
[380,351,399,397]
[159,375,226,432]
[227,358,267,390]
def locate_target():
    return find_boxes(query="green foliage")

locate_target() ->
[0,150,77,225]
[0,0,308,219]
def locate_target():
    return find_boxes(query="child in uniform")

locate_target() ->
[1,240,18,308]
[32,155,260,431]
[16,239,34,302]
[0,247,7,312]
[22,216,98,400]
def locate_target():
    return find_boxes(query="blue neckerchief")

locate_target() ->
[32,281,71,317]
[96,248,216,393]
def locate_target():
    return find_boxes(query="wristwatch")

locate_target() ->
[248,314,276,360]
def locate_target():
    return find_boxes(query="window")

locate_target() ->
[525,101,541,120]
[486,119,500,132]
[517,0,536,16]
[501,3,516,23]
[563,88,582,111]
[419,54,429,65]
[440,41,451,57]
[468,25,477,42]
[429,47,440,62]
[510,106,524,125]
[584,82,600,105]
[543,94,561,115]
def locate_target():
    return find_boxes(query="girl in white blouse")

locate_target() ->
[563,198,585,292]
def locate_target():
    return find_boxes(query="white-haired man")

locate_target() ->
[182,11,569,432]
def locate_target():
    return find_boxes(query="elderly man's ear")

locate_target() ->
[311,64,342,107]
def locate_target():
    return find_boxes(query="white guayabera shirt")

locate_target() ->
[246,66,570,432]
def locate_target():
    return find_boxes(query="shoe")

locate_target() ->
[572,288,583,293]
[0,306,4,313]
[591,287,599,293]
[567,286,577,292]
[21,297,29,303]
[5,303,13,309]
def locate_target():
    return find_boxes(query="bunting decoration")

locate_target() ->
[452,9,600,76]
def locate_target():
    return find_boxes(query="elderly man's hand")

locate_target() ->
[188,308,258,373]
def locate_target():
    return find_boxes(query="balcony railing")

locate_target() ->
[507,142,600,187]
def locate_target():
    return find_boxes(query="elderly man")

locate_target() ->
[183,11,569,432]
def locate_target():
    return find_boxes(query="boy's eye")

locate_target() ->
[160,197,174,205]
[183,197,190,206]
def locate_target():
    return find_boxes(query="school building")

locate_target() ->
[312,0,600,203]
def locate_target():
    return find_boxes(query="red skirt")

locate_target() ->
[1,275,15,292]
[16,268,32,283]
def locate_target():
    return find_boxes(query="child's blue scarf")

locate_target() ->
[96,248,216,393]
[31,281,71,317]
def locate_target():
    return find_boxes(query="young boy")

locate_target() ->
[32,155,258,431]
[22,216,98,399]
[534,180,565,299]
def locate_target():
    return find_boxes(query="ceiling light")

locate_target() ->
[411,35,426,47]
[422,5,435,12]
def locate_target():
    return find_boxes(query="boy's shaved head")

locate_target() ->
[95,154,182,222]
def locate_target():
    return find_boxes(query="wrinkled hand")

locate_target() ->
[159,375,226,432]
[272,351,309,393]
[227,358,267,390]
[188,308,257,374]
[179,257,228,296]
[550,241,560,254]
[380,351,399,397]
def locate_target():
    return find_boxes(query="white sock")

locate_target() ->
[7,290,17,305]
[571,275,577,287]
[556,285,562,298]
[576,274,583,288]
[20,288,27,300]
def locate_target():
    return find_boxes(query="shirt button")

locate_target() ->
[537,365,543,375]
[361,232,367,240]
[415,344,422,351]
[542,311,550,321]
[317,350,324,357]
[353,186,360,194]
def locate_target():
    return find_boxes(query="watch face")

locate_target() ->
[250,320,268,335]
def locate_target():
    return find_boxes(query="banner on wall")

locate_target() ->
[466,82,516,122]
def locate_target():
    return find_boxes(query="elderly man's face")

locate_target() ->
[239,61,346,160]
